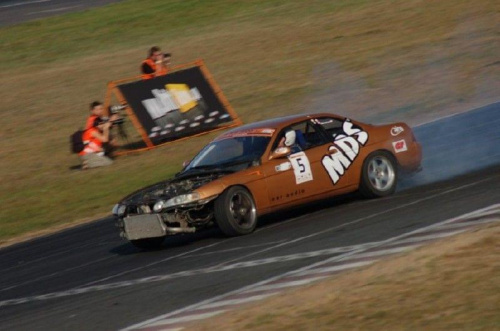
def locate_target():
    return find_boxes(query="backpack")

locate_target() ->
[70,129,86,154]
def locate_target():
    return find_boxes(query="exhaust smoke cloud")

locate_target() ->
[398,103,500,189]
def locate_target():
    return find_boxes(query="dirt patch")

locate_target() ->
[187,222,500,330]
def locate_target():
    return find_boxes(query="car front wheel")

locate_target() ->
[214,186,257,236]
[359,151,398,198]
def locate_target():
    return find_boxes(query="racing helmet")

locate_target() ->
[284,130,296,147]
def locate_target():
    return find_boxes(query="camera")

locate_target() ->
[109,104,127,114]
[101,117,125,125]
[111,118,125,125]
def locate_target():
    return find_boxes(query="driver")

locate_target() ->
[278,130,304,153]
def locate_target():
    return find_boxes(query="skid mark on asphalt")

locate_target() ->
[206,176,496,270]
[179,240,288,258]
[79,240,232,287]
[121,203,500,331]
[0,255,115,293]
[0,177,496,307]
[1,240,111,273]
[1,201,499,312]
[0,244,370,308]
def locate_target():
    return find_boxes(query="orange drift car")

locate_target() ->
[113,113,422,249]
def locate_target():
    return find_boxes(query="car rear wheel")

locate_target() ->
[214,186,257,236]
[359,151,397,198]
[130,236,166,250]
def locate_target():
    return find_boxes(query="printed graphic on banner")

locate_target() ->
[288,152,313,184]
[117,66,235,145]
[167,84,199,113]
[140,84,209,137]
[321,120,369,185]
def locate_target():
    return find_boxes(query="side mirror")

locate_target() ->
[269,147,291,160]
[182,159,191,168]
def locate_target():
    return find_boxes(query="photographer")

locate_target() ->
[141,46,170,80]
[85,101,120,130]
[85,101,122,157]
[79,117,113,169]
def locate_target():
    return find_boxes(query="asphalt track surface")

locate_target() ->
[0,0,123,27]
[0,103,499,330]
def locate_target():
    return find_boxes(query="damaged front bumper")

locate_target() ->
[116,195,218,241]
[122,214,169,240]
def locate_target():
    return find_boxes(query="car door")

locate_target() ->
[312,116,369,189]
[262,120,339,207]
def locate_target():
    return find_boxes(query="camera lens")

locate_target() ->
[109,105,127,113]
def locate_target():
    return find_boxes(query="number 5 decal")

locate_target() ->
[296,157,306,173]
[288,152,313,184]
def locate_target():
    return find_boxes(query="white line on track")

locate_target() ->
[203,175,497,270]
[387,232,466,246]
[1,241,286,293]
[1,177,498,309]
[80,239,239,287]
[289,260,376,276]
[197,293,276,310]
[178,239,288,258]
[243,276,328,293]
[0,0,50,9]
[1,239,112,273]
[0,243,381,307]
[121,203,500,330]
[27,5,81,15]
[436,218,500,229]
[146,310,227,327]
[0,255,114,293]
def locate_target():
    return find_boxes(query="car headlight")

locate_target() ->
[112,204,127,216]
[164,192,201,209]
[153,200,165,212]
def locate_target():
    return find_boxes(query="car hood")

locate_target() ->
[120,172,228,206]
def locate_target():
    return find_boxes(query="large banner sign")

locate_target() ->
[116,63,239,146]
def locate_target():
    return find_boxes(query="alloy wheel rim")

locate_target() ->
[367,156,395,191]
[229,192,256,227]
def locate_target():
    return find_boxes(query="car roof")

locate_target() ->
[219,112,347,138]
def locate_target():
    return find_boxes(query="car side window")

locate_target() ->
[314,117,345,141]
[273,121,328,151]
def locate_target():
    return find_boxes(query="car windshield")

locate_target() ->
[184,136,271,172]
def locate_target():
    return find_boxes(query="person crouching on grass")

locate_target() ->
[86,100,120,157]
[79,117,113,170]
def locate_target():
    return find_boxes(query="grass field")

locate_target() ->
[0,0,498,244]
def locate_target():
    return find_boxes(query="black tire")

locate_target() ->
[214,186,257,236]
[359,150,398,198]
[130,236,166,250]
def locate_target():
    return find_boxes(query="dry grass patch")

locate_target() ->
[188,223,500,330]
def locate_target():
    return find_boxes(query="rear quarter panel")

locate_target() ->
[358,122,422,175]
